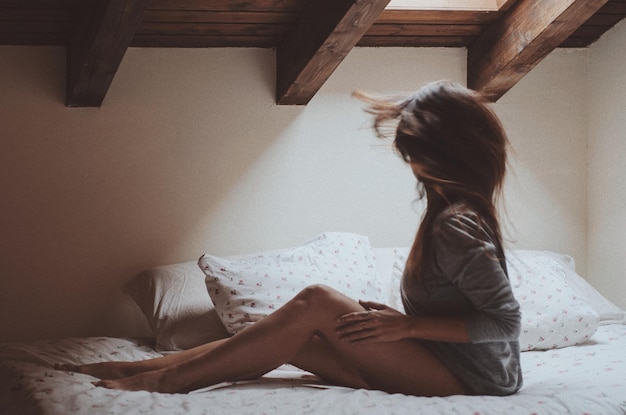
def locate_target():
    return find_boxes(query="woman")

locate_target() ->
[57,80,522,396]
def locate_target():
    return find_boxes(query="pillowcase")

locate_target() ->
[127,261,230,352]
[198,232,381,334]
[389,248,601,351]
[389,247,410,311]
[513,250,625,325]
[506,252,599,351]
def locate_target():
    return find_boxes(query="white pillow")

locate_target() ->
[389,248,601,351]
[507,253,599,351]
[389,247,410,311]
[373,247,397,305]
[513,250,625,325]
[127,262,230,351]
[198,232,381,334]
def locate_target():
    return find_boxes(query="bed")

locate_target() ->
[1,233,625,415]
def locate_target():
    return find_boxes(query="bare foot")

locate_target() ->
[54,361,136,380]
[94,369,168,393]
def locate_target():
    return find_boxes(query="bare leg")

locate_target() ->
[95,285,467,396]
[55,338,229,379]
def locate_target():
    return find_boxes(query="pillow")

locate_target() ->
[198,232,381,334]
[373,248,395,295]
[506,252,599,351]
[512,250,625,325]
[389,247,410,311]
[389,248,600,351]
[127,261,230,352]
[566,275,625,325]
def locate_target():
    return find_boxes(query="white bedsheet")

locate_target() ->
[1,324,625,415]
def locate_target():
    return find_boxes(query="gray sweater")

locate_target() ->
[401,203,523,396]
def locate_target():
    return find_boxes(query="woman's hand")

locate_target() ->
[336,300,413,344]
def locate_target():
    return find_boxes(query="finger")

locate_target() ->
[340,324,392,343]
[336,319,368,334]
[359,300,388,310]
[337,325,377,343]
[336,310,370,323]
[343,332,376,343]
[336,319,375,336]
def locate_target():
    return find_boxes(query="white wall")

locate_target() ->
[588,19,626,310]
[0,44,592,342]
[497,48,589,269]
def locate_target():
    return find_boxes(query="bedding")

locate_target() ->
[199,232,382,334]
[127,261,229,351]
[1,325,625,415]
[1,236,625,415]
[391,248,615,351]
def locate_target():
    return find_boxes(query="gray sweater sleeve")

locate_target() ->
[432,211,521,343]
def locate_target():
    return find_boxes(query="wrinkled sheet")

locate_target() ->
[1,324,625,415]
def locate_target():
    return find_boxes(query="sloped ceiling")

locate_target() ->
[2,0,625,106]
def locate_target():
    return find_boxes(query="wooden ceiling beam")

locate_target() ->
[66,0,149,107]
[467,0,609,101]
[276,0,390,105]
[496,0,518,11]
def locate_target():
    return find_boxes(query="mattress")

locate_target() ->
[1,324,625,415]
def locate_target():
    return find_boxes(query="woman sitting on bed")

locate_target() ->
[57,80,523,397]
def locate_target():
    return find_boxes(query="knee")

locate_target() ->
[295,284,344,309]
[288,285,358,329]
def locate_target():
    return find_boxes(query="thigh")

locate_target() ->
[290,286,467,396]
[294,334,466,396]
[290,335,370,389]
[349,338,467,396]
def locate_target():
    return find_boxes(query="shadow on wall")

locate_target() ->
[0,47,303,342]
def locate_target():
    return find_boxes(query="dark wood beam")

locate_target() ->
[467,0,609,101]
[496,0,519,11]
[66,0,149,107]
[276,0,390,105]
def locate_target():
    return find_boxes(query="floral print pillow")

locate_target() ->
[198,232,382,334]
[390,249,600,351]
[507,253,599,351]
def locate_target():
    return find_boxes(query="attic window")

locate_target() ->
[385,0,504,10]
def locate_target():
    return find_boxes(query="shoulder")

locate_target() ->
[432,203,494,244]
[429,202,505,280]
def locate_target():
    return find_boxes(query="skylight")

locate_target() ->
[385,0,502,11]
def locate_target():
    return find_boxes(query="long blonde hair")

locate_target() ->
[355,81,508,279]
